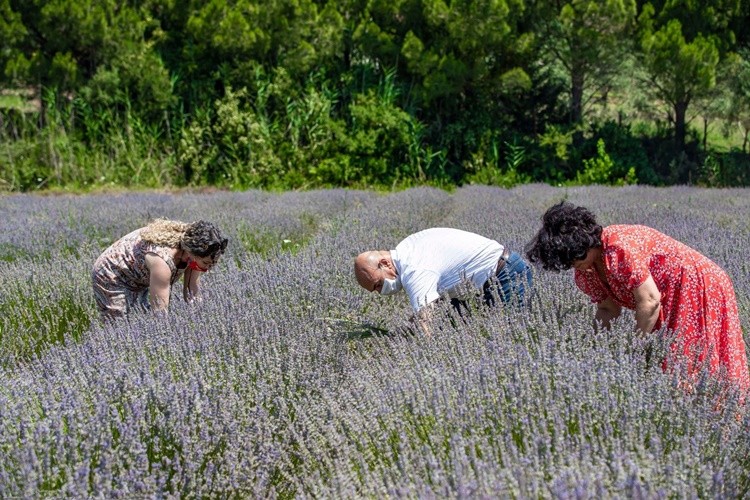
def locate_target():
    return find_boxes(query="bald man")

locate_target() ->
[354,227,532,332]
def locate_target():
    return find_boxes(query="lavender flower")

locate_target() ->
[0,185,748,497]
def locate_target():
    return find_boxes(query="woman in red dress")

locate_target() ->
[526,201,750,393]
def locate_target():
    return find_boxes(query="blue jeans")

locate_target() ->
[449,251,533,315]
[483,251,533,307]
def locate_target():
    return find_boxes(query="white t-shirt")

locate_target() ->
[391,228,504,311]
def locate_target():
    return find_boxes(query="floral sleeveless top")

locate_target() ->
[93,228,184,291]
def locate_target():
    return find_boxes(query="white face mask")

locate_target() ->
[380,275,402,296]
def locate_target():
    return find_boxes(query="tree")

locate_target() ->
[0,0,29,87]
[638,0,740,51]
[156,0,345,109]
[732,0,750,50]
[351,0,534,168]
[723,49,750,152]
[2,0,173,120]
[635,0,743,155]
[536,0,637,129]
[638,15,719,153]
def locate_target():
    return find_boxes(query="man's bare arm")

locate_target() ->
[415,304,435,337]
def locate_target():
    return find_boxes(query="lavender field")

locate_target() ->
[1,185,749,497]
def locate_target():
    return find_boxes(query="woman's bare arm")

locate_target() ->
[633,274,661,334]
[595,296,622,330]
[145,254,172,312]
[183,268,203,303]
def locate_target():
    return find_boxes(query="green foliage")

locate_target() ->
[536,125,575,183]
[235,213,319,260]
[572,138,637,186]
[178,86,283,188]
[2,0,166,98]
[722,50,750,151]
[1,0,750,191]
[236,225,284,258]
[0,90,178,191]
[0,0,28,86]
[538,0,637,124]
[465,136,531,188]
[638,10,722,151]
[697,151,750,187]
[81,47,175,122]
[176,70,440,190]
[305,76,440,187]
[397,0,525,106]
[698,153,723,187]
[642,0,740,52]
[0,242,31,262]
[586,121,658,185]
[639,19,720,104]
[356,0,535,176]
[339,89,416,185]
[185,0,340,77]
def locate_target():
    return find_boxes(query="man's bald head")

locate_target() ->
[354,250,396,293]
[354,251,381,291]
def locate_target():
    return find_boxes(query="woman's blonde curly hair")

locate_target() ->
[141,218,228,258]
[140,219,190,248]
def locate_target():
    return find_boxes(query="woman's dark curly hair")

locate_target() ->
[524,201,602,271]
[182,220,228,259]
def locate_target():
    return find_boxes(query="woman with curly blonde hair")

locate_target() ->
[92,219,228,320]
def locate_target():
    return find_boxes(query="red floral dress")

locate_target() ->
[575,225,750,392]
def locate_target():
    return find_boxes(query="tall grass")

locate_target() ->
[0,76,459,193]
[0,93,179,191]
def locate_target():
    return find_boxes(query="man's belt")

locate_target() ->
[496,247,512,274]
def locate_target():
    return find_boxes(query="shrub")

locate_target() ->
[586,121,658,185]
[573,138,638,186]
[464,135,532,187]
